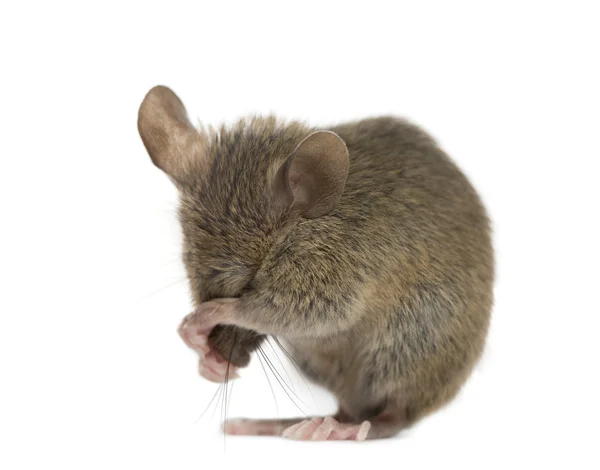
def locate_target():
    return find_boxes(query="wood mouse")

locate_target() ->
[137,85,494,441]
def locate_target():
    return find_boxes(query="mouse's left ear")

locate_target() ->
[137,86,207,186]
[273,130,350,218]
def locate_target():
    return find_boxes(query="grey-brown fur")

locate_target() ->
[139,86,494,437]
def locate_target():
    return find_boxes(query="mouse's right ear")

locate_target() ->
[137,86,206,185]
[273,130,350,218]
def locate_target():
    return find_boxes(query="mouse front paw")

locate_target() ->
[178,313,240,383]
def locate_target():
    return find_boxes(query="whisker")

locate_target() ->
[256,344,310,413]
[265,337,296,391]
[271,336,318,408]
[159,257,186,268]
[209,382,226,424]
[225,332,238,418]
[141,277,187,299]
[223,332,238,453]
[221,370,226,452]
[256,348,279,418]
[256,345,319,425]
[194,384,223,424]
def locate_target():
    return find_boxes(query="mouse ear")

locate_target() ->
[273,131,350,218]
[137,86,206,184]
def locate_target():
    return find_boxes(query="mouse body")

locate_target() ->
[138,86,494,440]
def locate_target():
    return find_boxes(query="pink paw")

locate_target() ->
[282,416,371,441]
[178,313,239,383]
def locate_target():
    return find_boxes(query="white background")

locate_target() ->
[1,1,599,469]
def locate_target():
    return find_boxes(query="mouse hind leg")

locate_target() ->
[324,400,409,441]
[358,406,408,440]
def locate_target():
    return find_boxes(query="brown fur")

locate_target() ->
[139,86,494,436]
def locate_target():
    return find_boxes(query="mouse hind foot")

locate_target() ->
[282,416,371,441]
[222,407,406,441]
[223,416,370,441]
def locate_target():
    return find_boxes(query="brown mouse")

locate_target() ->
[137,85,494,441]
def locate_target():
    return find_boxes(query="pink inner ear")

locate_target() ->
[287,165,314,207]
[288,167,301,187]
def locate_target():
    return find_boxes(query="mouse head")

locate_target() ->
[138,86,349,305]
